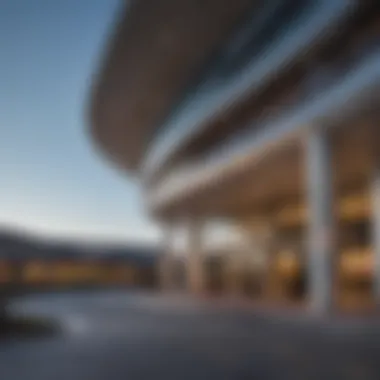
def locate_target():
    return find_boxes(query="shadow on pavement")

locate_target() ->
[0,312,61,340]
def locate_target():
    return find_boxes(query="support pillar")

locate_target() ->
[253,223,278,301]
[159,226,175,291]
[370,127,380,307]
[186,218,204,295]
[264,250,282,301]
[305,127,336,313]
[226,253,242,296]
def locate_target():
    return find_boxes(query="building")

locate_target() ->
[0,229,158,291]
[89,1,380,313]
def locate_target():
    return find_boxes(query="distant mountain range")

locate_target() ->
[0,227,159,266]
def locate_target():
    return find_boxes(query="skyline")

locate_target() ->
[0,0,160,243]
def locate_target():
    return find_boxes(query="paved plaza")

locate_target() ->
[1,291,379,379]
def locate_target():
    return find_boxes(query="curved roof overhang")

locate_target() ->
[89,0,255,173]
[141,0,355,182]
[146,50,380,218]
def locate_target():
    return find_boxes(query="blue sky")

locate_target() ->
[0,0,159,243]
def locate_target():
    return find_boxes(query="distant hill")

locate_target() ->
[0,227,160,266]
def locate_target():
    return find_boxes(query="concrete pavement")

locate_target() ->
[1,291,379,379]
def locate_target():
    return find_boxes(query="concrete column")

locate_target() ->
[238,220,271,299]
[305,127,336,313]
[186,218,204,294]
[226,253,242,295]
[370,128,380,307]
[264,250,282,300]
[251,223,278,301]
[159,226,174,291]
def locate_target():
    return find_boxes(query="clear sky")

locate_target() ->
[0,0,160,243]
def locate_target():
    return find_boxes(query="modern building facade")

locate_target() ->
[89,0,380,312]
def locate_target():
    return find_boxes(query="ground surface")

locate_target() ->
[1,290,380,379]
